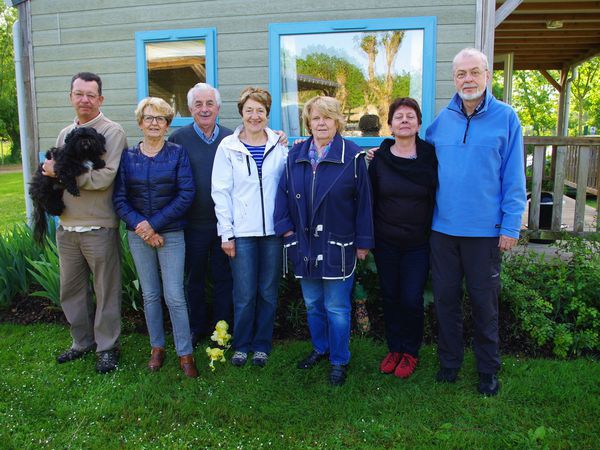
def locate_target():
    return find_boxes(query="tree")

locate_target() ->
[511,70,558,136]
[569,57,600,135]
[0,5,19,161]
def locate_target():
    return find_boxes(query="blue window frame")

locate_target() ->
[135,28,217,127]
[269,17,436,147]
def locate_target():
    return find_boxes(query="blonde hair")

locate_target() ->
[237,87,272,116]
[302,96,346,135]
[134,97,175,125]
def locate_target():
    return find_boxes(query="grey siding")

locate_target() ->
[29,0,477,148]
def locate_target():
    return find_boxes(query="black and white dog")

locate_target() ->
[29,127,106,244]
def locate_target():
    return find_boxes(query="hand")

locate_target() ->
[135,220,155,241]
[274,130,289,147]
[41,159,57,177]
[147,233,164,248]
[283,230,294,237]
[222,240,235,258]
[498,235,518,252]
[366,147,378,162]
[293,138,306,146]
[356,248,369,260]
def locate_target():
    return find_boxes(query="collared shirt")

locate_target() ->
[193,122,220,145]
[308,139,333,171]
[460,91,487,117]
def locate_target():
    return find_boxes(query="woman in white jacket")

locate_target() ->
[211,87,288,367]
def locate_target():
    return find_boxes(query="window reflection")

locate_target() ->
[146,40,206,118]
[280,30,423,137]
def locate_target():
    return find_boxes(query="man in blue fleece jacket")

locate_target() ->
[425,48,526,396]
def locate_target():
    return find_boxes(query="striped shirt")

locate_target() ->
[243,142,266,176]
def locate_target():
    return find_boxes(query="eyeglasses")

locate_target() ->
[142,115,168,125]
[71,91,99,100]
[454,69,487,80]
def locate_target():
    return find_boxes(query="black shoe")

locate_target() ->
[297,350,328,369]
[329,365,347,386]
[478,372,500,396]
[56,344,96,364]
[96,349,119,374]
[436,367,459,383]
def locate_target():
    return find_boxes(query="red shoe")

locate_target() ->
[380,352,402,374]
[394,353,418,379]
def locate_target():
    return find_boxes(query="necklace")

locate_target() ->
[140,141,162,157]
[390,143,417,160]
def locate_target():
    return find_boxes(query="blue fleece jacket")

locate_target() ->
[425,90,526,239]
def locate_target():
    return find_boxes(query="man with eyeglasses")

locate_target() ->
[42,72,127,374]
[425,48,526,396]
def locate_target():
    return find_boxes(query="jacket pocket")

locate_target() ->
[283,232,300,275]
[326,232,356,278]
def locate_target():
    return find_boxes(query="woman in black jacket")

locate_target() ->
[368,97,437,379]
[113,97,197,377]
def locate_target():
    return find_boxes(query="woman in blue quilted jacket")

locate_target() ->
[113,97,197,377]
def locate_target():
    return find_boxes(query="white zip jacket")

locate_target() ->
[211,125,288,242]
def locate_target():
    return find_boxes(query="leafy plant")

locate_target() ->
[502,233,600,357]
[26,239,60,306]
[119,224,142,311]
[0,223,40,307]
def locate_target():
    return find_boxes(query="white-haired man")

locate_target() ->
[425,48,526,395]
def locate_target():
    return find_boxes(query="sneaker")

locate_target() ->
[436,367,459,383]
[96,349,119,374]
[297,350,328,369]
[231,351,248,367]
[478,372,500,396]
[252,351,269,367]
[56,344,96,364]
[379,352,402,374]
[394,353,418,379]
[329,364,347,386]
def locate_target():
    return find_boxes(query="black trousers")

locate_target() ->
[430,231,501,374]
[374,239,429,357]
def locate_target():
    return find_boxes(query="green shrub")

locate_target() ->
[0,224,41,308]
[502,234,600,358]
[119,224,142,311]
[26,239,60,306]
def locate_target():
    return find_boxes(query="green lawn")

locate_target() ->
[0,323,598,448]
[0,171,26,230]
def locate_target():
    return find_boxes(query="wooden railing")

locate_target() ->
[524,136,599,238]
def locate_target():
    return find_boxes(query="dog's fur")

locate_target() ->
[29,127,107,244]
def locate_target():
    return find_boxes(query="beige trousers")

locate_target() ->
[57,227,122,352]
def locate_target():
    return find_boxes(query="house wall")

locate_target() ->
[29,0,477,148]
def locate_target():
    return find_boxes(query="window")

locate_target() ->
[269,17,436,146]
[135,28,217,127]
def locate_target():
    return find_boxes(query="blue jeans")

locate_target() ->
[185,225,233,335]
[229,236,282,354]
[374,240,429,357]
[300,275,355,365]
[128,230,193,356]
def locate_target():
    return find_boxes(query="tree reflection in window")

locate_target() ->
[280,30,423,137]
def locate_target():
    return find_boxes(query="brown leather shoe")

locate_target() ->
[148,347,165,371]
[179,354,199,378]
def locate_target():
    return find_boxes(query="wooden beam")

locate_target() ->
[551,146,567,230]
[509,2,600,12]
[495,36,600,43]
[505,13,600,22]
[495,30,600,38]
[497,22,600,31]
[495,0,523,27]
[539,69,561,91]
[529,145,546,231]
[574,146,591,232]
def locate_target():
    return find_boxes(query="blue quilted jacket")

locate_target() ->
[113,141,195,233]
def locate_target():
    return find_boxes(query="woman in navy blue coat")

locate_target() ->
[274,96,374,386]
[113,97,197,377]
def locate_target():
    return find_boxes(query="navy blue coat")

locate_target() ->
[113,141,195,233]
[274,134,374,279]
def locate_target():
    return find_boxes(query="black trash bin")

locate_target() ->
[528,191,553,229]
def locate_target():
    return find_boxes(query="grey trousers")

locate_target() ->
[57,227,122,353]
[430,231,501,374]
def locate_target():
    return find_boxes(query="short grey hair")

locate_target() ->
[452,48,489,74]
[186,83,222,109]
